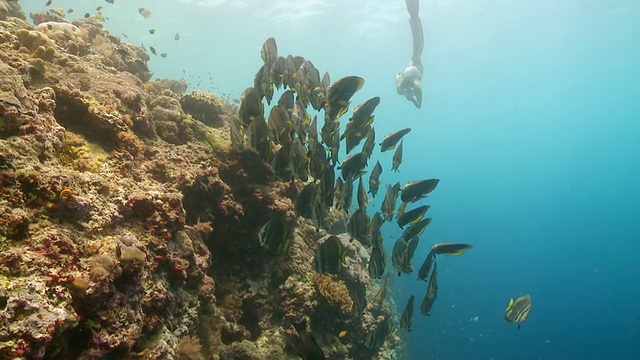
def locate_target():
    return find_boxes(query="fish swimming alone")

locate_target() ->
[138,7,152,19]
[504,294,532,329]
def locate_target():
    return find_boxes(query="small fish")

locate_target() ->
[342,96,379,154]
[139,7,152,19]
[420,261,439,315]
[84,13,90,18]
[363,319,392,350]
[431,242,473,256]
[174,33,180,41]
[254,63,274,104]
[260,37,277,65]
[149,46,157,56]
[338,152,368,182]
[392,139,404,172]
[368,243,386,279]
[391,238,409,276]
[326,76,365,120]
[149,29,155,34]
[347,208,370,245]
[319,166,335,208]
[401,217,432,241]
[504,294,532,329]
[238,87,264,126]
[295,183,318,219]
[338,330,348,338]
[272,144,294,181]
[380,128,411,152]
[370,274,388,308]
[380,182,401,222]
[356,177,368,211]
[403,236,420,275]
[400,295,415,332]
[349,97,380,128]
[290,138,308,182]
[396,202,408,224]
[362,127,376,158]
[45,0,52,6]
[313,235,346,274]
[67,8,74,13]
[397,205,430,229]
[96,6,103,11]
[368,212,384,247]
[258,218,291,255]
[417,250,436,281]
[292,321,325,360]
[368,161,382,197]
[105,0,115,4]
[336,178,354,214]
[246,114,271,160]
[160,53,167,58]
[401,178,440,203]
[267,104,293,145]
[122,33,128,38]
[349,281,367,313]
[270,56,286,90]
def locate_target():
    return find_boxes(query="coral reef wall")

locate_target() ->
[0,4,401,360]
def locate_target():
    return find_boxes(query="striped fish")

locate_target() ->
[505,294,532,329]
[420,261,439,316]
[400,295,415,332]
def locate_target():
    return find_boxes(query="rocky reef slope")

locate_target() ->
[0,2,401,359]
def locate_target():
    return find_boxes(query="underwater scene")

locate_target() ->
[1,0,639,359]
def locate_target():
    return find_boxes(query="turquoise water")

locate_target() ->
[21,1,640,359]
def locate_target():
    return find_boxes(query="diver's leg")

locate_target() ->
[406,0,419,19]
[409,16,424,72]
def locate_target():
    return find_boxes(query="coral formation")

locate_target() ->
[313,273,354,314]
[180,90,226,128]
[0,2,403,359]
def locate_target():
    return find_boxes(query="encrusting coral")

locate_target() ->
[0,3,402,359]
[313,273,354,315]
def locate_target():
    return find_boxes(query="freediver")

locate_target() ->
[396,0,424,109]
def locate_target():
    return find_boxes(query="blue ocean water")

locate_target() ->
[20,1,640,359]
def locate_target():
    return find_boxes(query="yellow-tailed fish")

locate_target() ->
[400,294,415,332]
[379,128,411,152]
[431,242,473,256]
[400,178,440,203]
[504,294,532,329]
